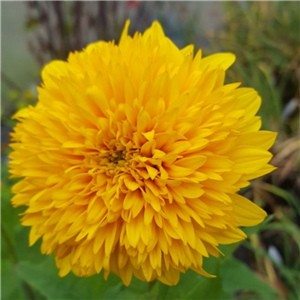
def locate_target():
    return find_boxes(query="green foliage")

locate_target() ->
[1,261,28,300]
[260,183,300,216]
[243,240,300,300]
[207,1,299,134]
[205,6,300,297]
[221,257,279,300]
[17,258,121,300]
[10,243,279,300]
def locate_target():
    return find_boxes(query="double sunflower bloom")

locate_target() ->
[9,21,276,286]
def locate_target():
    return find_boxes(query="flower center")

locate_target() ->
[96,140,140,174]
[98,150,126,168]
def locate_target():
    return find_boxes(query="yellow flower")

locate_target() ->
[9,20,276,286]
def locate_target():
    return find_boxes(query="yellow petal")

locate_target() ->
[142,130,155,141]
[244,164,276,181]
[62,141,84,148]
[181,44,194,57]
[231,194,267,226]
[208,227,246,244]
[175,182,204,198]
[145,165,159,180]
[200,53,236,71]
[124,177,140,191]
[12,108,29,120]
[236,131,277,150]
[230,148,273,174]
[123,190,141,210]
[41,60,69,83]
[143,21,165,40]
[119,19,130,45]
[174,155,207,170]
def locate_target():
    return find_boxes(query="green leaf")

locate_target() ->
[158,258,224,300]
[17,257,122,300]
[1,260,27,300]
[104,256,224,300]
[104,279,153,300]
[15,227,45,264]
[220,257,279,299]
[180,274,223,300]
[243,240,300,300]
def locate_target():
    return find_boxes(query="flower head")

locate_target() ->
[9,20,276,286]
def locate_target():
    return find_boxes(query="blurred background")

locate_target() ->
[1,1,299,300]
